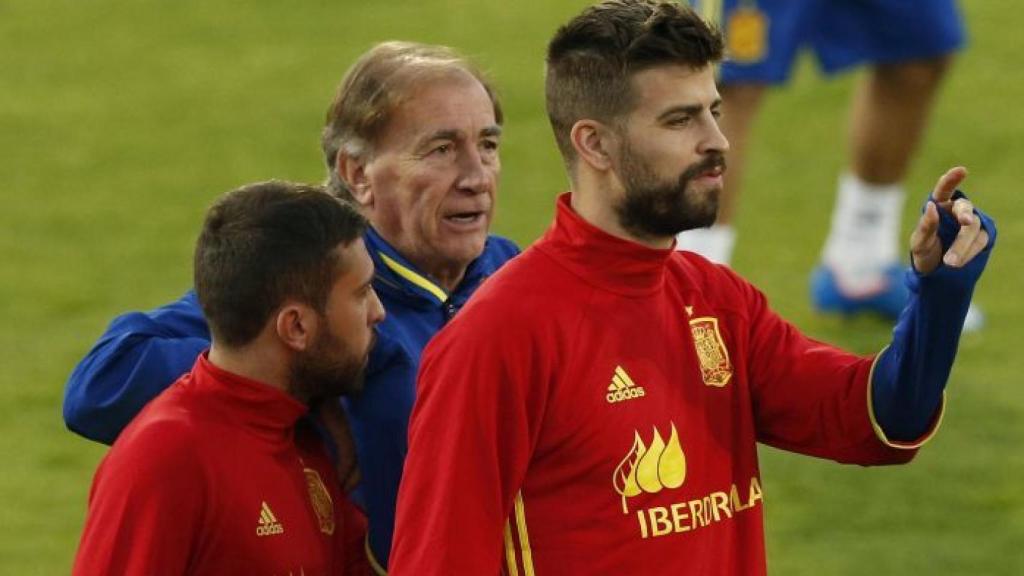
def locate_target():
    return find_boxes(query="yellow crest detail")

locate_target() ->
[689,317,732,387]
[612,423,686,514]
[726,6,769,63]
[303,468,335,535]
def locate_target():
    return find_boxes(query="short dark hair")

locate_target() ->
[194,181,368,348]
[545,0,723,164]
[321,41,504,199]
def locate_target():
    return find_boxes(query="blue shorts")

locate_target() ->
[690,0,965,85]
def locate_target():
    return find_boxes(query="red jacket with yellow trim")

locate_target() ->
[389,194,923,576]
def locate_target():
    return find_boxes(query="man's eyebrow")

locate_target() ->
[656,99,723,121]
[415,126,503,149]
[416,129,460,149]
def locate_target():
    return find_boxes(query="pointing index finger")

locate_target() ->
[931,166,968,203]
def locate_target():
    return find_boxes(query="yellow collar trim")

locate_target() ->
[378,252,448,303]
[365,534,388,575]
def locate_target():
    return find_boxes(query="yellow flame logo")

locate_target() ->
[612,423,686,513]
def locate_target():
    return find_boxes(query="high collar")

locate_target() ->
[191,353,307,440]
[537,193,675,297]
[364,226,492,306]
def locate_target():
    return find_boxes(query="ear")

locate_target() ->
[274,302,318,352]
[570,119,616,172]
[336,150,373,208]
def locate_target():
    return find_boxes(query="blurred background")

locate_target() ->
[1,1,1020,573]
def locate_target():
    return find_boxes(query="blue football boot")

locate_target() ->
[811,263,986,331]
[810,263,910,320]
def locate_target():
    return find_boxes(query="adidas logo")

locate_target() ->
[256,501,284,537]
[606,365,645,404]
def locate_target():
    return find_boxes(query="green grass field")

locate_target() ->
[2,1,1021,573]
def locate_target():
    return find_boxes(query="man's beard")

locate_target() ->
[615,146,726,240]
[288,322,371,404]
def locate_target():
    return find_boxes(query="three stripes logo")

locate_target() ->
[606,365,646,404]
[256,501,284,537]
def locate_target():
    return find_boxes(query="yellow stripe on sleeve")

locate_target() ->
[513,492,535,576]
[504,521,520,576]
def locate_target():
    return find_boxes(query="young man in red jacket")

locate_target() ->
[73,182,384,575]
[389,1,995,574]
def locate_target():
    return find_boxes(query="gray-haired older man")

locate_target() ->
[64,41,518,571]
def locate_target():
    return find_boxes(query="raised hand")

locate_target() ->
[909,166,989,275]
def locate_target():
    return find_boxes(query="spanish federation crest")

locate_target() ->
[688,316,732,387]
[726,5,768,63]
[303,468,335,535]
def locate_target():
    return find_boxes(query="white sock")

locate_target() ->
[675,224,736,265]
[821,173,905,293]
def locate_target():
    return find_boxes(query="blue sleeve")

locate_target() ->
[871,192,996,441]
[63,291,211,444]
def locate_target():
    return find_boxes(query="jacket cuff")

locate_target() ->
[866,349,946,449]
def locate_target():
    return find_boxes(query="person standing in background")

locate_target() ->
[679,0,981,327]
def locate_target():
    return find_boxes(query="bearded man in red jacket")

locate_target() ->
[74,182,384,575]
[389,1,995,574]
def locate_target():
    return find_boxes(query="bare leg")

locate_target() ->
[815,55,962,320]
[717,83,769,225]
[848,56,954,184]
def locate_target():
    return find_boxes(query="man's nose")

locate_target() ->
[700,114,730,155]
[455,146,496,194]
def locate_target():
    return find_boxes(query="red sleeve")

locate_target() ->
[72,424,207,575]
[739,275,916,465]
[389,304,552,575]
